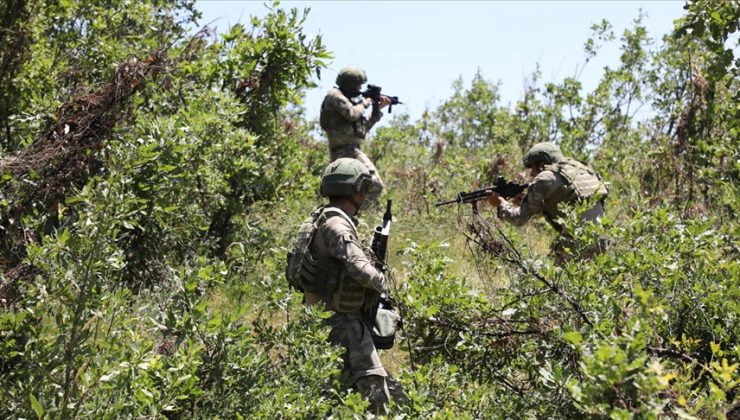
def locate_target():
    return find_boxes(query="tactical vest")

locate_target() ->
[542,159,608,232]
[286,206,344,298]
[315,210,372,313]
[545,159,608,200]
[320,88,368,148]
[287,206,371,313]
[331,270,372,313]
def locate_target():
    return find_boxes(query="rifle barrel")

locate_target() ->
[435,198,459,206]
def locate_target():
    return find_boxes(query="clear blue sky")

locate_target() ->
[194,1,685,124]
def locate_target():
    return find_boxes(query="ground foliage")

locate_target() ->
[0,0,738,418]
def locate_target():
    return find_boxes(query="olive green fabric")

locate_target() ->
[327,312,389,413]
[320,70,386,204]
[320,87,382,148]
[330,145,384,204]
[286,206,353,298]
[304,205,390,409]
[523,142,565,168]
[305,205,387,312]
[498,160,608,265]
[285,206,325,293]
[327,314,385,380]
[355,374,390,415]
[498,158,607,231]
[335,66,367,89]
[370,307,399,350]
[320,158,373,198]
[545,158,608,200]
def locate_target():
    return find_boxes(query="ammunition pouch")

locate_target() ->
[371,307,399,350]
[301,252,341,300]
[364,298,400,350]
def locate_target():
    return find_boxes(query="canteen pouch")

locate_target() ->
[367,298,399,350]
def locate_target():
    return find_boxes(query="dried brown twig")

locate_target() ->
[462,213,595,329]
[0,51,166,275]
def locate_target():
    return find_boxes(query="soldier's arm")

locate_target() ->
[365,104,383,130]
[326,225,387,293]
[325,91,367,122]
[498,171,557,226]
[365,95,393,131]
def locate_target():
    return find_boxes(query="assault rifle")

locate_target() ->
[436,176,527,212]
[371,199,392,270]
[362,84,402,113]
[369,200,400,349]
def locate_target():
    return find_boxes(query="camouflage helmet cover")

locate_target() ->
[320,158,373,197]
[523,142,565,168]
[335,66,367,89]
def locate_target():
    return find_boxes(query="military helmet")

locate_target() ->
[320,158,373,197]
[523,142,565,168]
[335,66,367,89]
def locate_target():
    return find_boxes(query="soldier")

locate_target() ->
[298,158,392,414]
[489,142,608,262]
[320,66,392,203]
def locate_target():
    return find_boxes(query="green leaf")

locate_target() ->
[58,228,70,246]
[563,331,582,347]
[30,394,43,419]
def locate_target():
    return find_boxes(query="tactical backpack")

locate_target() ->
[286,206,325,293]
[285,206,352,298]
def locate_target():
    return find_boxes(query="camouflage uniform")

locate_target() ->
[320,82,385,202]
[303,205,391,413]
[498,157,608,262]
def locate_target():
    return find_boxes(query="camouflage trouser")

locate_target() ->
[330,144,384,203]
[327,312,390,414]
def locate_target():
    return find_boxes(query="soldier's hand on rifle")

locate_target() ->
[374,95,392,110]
[376,260,389,273]
[487,192,505,208]
[362,97,373,108]
[511,191,525,206]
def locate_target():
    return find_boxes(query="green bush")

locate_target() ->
[1,0,738,418]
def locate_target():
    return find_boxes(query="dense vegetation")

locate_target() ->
[1,0,737,417]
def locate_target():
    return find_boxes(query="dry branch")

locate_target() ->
[463,213,595,329]
[0,52,165,269]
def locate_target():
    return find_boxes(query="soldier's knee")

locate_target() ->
[386,374,409,406]
[356,374,390,415]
